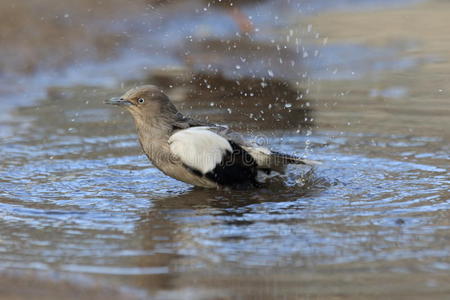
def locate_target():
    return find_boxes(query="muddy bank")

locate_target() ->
[0,0,142,75]
[301,0,450,137]
[0,271,143,300]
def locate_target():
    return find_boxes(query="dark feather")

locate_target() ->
[205,141,259,188]
[184,140,259,188]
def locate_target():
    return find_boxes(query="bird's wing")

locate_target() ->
[168,126,258,187]
[206,127,321,171]
[168,126,233,175]
[216,128,321,172]
[171,114,320,173]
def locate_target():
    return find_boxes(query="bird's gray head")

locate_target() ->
[105,85,178,126]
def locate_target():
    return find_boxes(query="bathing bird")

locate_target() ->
[105,85,319,189]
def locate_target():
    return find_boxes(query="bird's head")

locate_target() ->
[105,85,178,125]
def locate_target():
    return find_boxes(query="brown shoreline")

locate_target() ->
[0,270,143,300]
[302,0,450,138]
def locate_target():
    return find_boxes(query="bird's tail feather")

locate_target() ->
[243,146,321,174]
[270,151,322,166]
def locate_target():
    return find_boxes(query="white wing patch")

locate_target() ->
[168,127,232,174]
[242,146,272,168]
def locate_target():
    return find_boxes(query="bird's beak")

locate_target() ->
[104,97,132,106]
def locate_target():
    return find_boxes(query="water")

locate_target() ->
[1,0,450,298]
[0,80,449,297]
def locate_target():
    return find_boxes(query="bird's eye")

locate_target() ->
[137,98,145,104]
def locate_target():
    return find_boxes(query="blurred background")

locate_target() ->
[0,0,449,299]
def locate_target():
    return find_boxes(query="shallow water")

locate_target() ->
[0,81,449,297]
[1,0,450,299]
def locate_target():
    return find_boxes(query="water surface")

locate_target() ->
[0,0,449,299]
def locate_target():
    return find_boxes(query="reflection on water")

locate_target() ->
[1,78,449,297]
[147,70,313,130]
[0,0,424,113]
[1,0,450,298]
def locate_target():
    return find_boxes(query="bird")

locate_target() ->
[105,85,319,189]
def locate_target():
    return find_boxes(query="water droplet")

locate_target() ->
[285,103,292,108]
[267,70,274,77]
[235,65,241,70]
